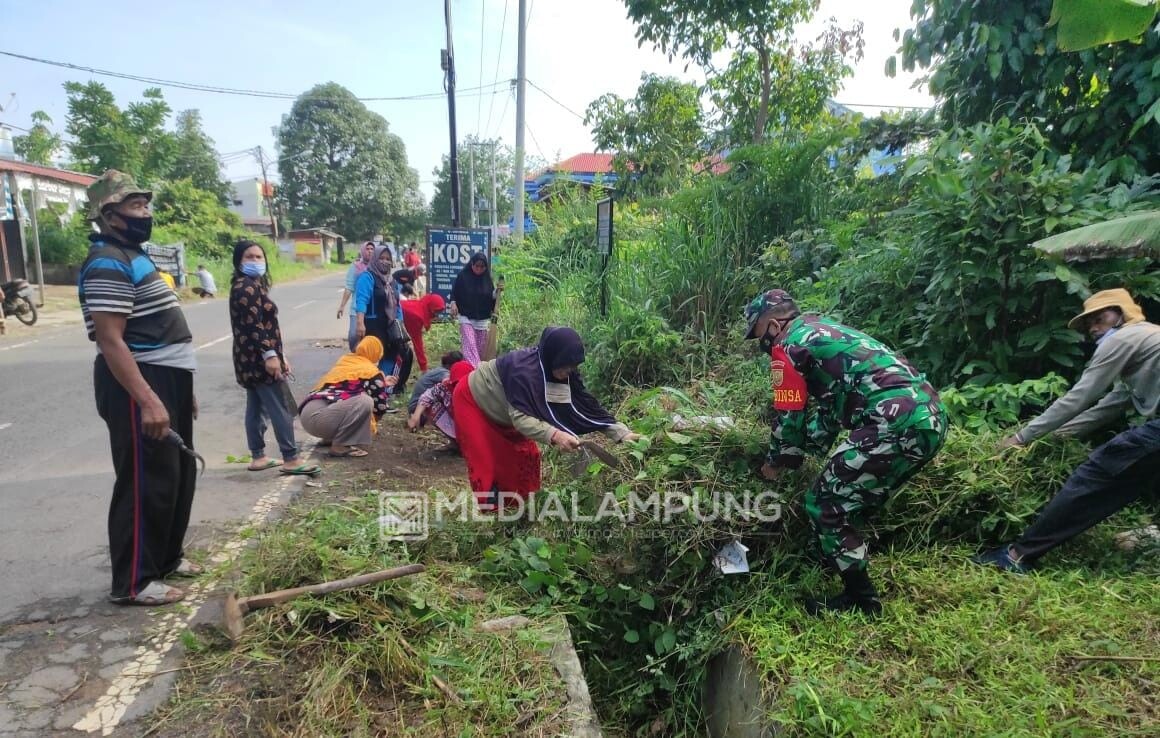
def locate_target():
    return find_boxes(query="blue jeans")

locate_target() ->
[245,382,299,461]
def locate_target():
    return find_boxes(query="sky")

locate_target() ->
[0,0,933,204]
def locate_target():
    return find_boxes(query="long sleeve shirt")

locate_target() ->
[229,275,284,388]
[1017,322,1160,443]
[466,360,631,444]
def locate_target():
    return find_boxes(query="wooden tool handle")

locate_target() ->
[241,563,426,610]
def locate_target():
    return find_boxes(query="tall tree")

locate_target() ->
[169,110,232,205]
[430,136,518,227]
[585,74,706,196]
[276,82,422,240]
[63,81,177,184]
[624,0,842,143]
[891,0,1160,172]
[707,18,864,147]
[13,111,62,165]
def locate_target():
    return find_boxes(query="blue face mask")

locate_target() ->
[241,262,267,278]
[1096,327,1119,347]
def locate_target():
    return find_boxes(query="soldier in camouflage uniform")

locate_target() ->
[744,289,948,616]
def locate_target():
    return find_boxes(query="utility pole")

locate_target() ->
[28,180,44,307]
[254,146,279,239]
[443,0,461,227]
[513,0,527,242]
[490,141,498,240]
[468,143,476,228]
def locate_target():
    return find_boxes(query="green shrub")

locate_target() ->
[940,373,1070,432]
[33,208,91,265]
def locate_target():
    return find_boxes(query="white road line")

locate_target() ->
[0,340,38,352]
[72,458,312,736]
[292,300,317,310]
[195,335,231,351]
[0,423,12,432]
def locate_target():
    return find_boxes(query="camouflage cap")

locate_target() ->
[744,289,798,339]
[86,170,152,220]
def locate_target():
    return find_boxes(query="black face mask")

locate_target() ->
[758,335,775,354]
[110,214,153,244]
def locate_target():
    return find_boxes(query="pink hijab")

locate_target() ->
[353,241,375,275]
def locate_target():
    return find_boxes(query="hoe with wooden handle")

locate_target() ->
[222,563,426,642]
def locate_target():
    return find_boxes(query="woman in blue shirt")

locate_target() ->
[353,244,412,398]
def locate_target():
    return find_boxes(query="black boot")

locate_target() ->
[804,567,883,617]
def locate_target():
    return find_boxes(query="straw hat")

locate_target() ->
[1067,288,1145,330]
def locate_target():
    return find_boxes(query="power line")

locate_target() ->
[525,119,547,162]
[488,86,513,140]
[528,80,584,120]
[0,50,508,102]
[832,101,934,111]
[483,0,510,136]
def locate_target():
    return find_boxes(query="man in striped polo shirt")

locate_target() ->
[79,170,199,606]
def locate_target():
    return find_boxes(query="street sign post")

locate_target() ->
[596,197,614,316]
[425,226,492,307]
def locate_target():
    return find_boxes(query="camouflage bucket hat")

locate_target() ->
[744,289,798,339]
[86,170,152,220]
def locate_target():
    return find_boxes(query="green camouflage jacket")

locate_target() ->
[766,314,943,468]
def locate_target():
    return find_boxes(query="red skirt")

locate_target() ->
[452,379,542,511]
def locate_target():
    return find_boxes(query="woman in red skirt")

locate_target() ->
[452,326,639,511]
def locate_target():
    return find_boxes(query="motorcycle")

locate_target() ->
[1,279,38,326]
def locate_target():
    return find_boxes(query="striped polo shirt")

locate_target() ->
[78,235,196,371]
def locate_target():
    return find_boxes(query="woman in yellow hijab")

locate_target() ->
[299,337,398,457]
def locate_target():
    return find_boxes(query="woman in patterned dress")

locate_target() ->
[228,239,320,476]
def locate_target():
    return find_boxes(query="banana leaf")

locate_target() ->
[1032,211,1160,262]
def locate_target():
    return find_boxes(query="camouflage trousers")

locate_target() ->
[803,412,947,573]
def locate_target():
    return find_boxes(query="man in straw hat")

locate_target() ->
[744,289,948,616]
[78,170,200,606]
[976,288,1160,573]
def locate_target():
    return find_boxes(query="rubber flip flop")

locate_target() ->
[328,448,369,458]
[108,581,185,607]
[248,459,282,471]
[280,464,322,476]
[168,559,204,578]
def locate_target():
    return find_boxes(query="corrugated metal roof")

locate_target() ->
[0,159,98,186]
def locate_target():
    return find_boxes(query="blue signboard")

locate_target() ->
[425,226,491,305]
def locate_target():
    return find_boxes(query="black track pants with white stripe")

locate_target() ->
[94,356,196,599]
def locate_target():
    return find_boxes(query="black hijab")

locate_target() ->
[451,251,494,320]
[496,326,616,436]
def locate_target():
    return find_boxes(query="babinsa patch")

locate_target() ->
[770,346,807,410]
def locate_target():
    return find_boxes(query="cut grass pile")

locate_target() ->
[153,468,574,736]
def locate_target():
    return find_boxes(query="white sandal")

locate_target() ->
[109,580,185,606]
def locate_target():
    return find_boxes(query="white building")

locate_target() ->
[228,177,273,221]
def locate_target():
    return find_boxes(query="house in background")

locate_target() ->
[524,153,618,205]
[228,177,280,236]
[0,158,97,282]
[283,227,342,265]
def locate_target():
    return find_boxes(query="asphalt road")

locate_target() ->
[0,271,350,624]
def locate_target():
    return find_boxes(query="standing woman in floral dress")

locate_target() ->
[228,239,320,476]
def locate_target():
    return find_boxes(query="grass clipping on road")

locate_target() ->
[734,551,1159,737]
[154,468,572,738]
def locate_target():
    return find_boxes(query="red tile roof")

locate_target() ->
[0,159,98,186]
[549,153,615,174]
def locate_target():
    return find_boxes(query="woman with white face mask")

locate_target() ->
[228,239,320,476]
